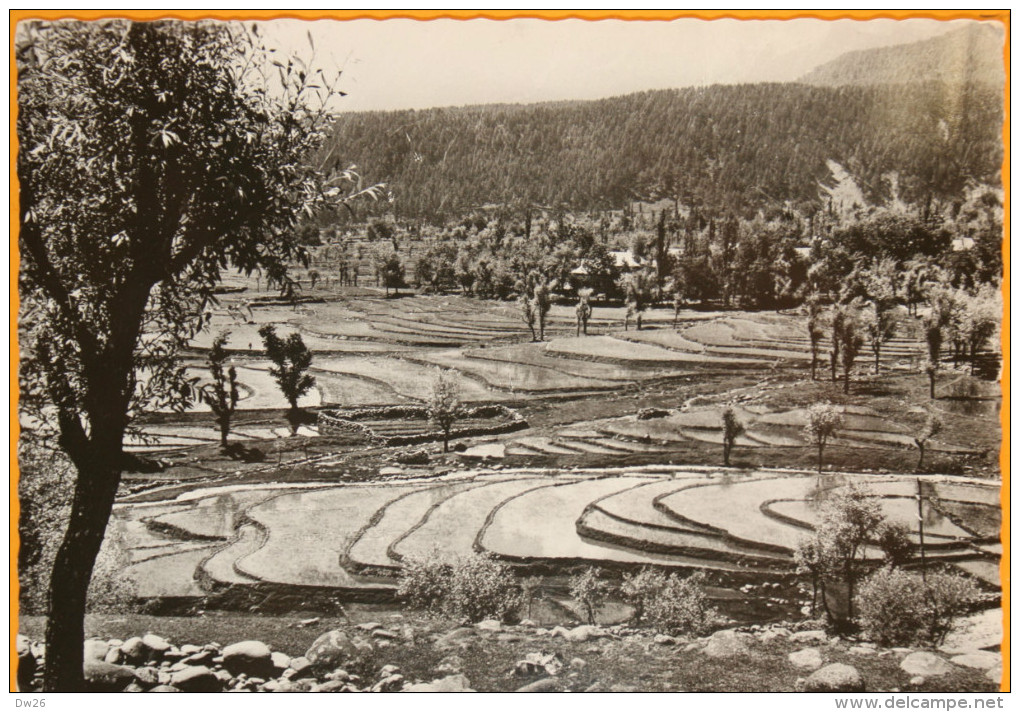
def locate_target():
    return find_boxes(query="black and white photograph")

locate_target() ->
[13,11,1008,696]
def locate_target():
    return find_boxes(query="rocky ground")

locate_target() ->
[16,609,1003,693]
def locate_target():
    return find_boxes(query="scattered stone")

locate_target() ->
[298,617,320,628]
[848,646,877,657]
[315,680,348,692]
[372,673,405,692]
[654,634,678,646]
[357,622,382,632]
[435,654,465,675]
[83,660,137,692]
[703,630,753,659]
[148,685,181,692]
[270,651,291,673]
[788,647,824,671]
[949,651,1001,671]
[434,627,477,651]
[910,676,926,687]
[803,664,866,692]
[286,656,315,679]
[179,644,202,656]
[517,677,562,692]
[569,658,587,671]
[404,674,474,692]
[305,630,356,672]
[476,619,502,632]
[900,652,955,678]
[564,625,602,643]
[789,630,827,644]
[214,669,233,684]
[497,633,523,643]
[170,665,221,692]
[378,664,401,678]
[514,652,564,678]
[519,619,538,628]
[222,640,273,677]
[104,648,124,665]
[371,628,399,641]
[182,650,215,666]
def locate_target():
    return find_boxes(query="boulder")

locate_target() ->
[179,644,202,656]
[900,652,955,678]
[569,658,587,671]
[654,634,678,646]
[120,636,147,664]
[435,654,465,675]
[170,665,221,692]
[222,640,273,677]
[83,638,110,662]
[848,645,877,657]
[148,685,181,692]
[378,664,401,678]
[305,630,356,672]
[287,656,314,679]
[270,651,291,672]
[404,673,474,692]
[141,634,172,659]
[104,648,123,665]
[315,680,349,692]
[910,676,926,687]
[517,677,562,692]
[476,619,502,632]
[788,647,824,671]
[949,651,1001,671]
[803,663,866,692]
[356,622,382,632]
[83,660,137,692]
[703,630,753,659]
[133,667,160,687]
[371,628,399,641]
[371,673,405,692]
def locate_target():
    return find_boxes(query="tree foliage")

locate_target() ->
[258,325,315,433]
[804,403,844,473]
[201,332,240,448]
[427,368,462,453]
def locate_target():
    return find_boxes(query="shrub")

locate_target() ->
[397,551,522,622]
[86,531,138,613]
[645,571,722,636]
[857,567,980,646]
[569,567,610,625]
[397,550,453,614]
[856,567,926,646]
[875,521,914,567]
[447,553,523,623]
[620,566,667,622]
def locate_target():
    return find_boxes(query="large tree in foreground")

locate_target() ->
[16,19,381,690]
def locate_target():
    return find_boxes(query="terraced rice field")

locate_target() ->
[112,467,999,599]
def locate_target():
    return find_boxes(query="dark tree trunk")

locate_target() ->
[810,344,817,381]
[830,349,838,382]
[44,458,120,691]
[874,346,881,374]
[817,442,824,473]
[219,417,229,448]
[723,442,731,466]
[928,371,936,399]
[843,367,851,394]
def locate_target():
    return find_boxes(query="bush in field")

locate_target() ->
[447,553,523,623]
[570,567,610,625]
[855,567,925,646]
[201,332,241,448]
[620,566,667,623]
[397,551,453,615]
[857,567,979,646]
[913,410,944,472]
[645,571,721,637]
[428,368,463,453]
[258,325,315,435]
[875,521,914,568]
[721,405,744,466]
[804,402,844,473]
[398,551,522,622]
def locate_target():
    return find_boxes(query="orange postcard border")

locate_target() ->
[8,8,1010,694]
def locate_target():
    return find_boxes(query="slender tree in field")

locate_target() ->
[428,368,462,453]
[623,267,655,330]
[861,259,898,374]
[16,19,382,690]
[804,403,844,473]
[838,307,864,394]
[259,326,315,435]
[721,405,744,466]
[806,294,824,380]
[201,333,240,448]
[913,410,944,471]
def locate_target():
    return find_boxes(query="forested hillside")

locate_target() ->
[800,23,1004,88]
[324,81,1002,222]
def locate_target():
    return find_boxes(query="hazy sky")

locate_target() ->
[260,17,988,112]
